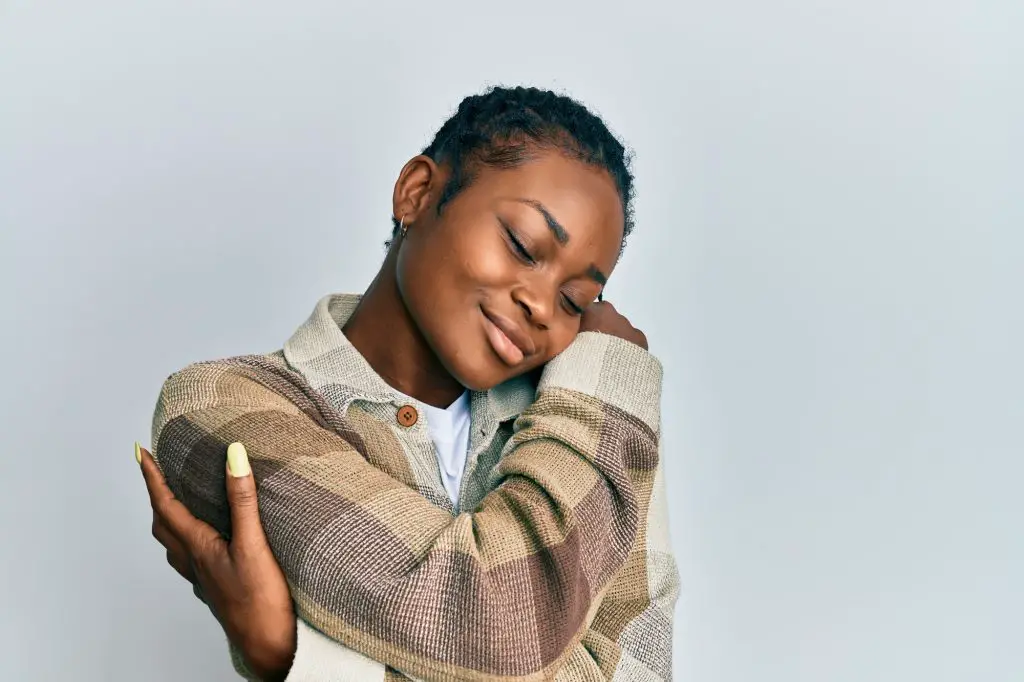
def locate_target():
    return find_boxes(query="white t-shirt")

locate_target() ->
[402,390,472,506]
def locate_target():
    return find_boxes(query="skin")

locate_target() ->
[348,148,632,406]
[140,147,648,679]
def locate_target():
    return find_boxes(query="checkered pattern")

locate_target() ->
[152,294,679,681]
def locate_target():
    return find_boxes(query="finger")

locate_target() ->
[224,442,268,551]
[139,446,219,550]
[137,445,170,500]
[150,513,198,582]
[166,548,197,583]
[151,515,188,553]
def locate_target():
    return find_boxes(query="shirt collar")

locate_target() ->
[283,293,534,423]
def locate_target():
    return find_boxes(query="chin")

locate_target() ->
[426,316,528,391]
[429,336,508,392]
[445,356,509,392]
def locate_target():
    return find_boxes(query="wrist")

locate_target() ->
[242,621,297,682]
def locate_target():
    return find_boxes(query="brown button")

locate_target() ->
[396,404,418,427]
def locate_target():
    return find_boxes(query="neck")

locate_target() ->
[342,250,465,409]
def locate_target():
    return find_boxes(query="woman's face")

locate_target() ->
[394,149,625,391]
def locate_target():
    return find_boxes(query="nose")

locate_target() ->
[513,283,553,331]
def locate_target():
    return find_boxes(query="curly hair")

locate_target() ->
[388,85,635,253]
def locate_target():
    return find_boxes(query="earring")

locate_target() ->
[400,215,408,238]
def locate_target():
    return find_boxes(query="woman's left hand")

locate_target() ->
[137,443,297,682]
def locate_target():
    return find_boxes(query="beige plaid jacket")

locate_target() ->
[152,294,679,681]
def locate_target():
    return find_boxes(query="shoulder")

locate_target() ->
[157,350,309,414]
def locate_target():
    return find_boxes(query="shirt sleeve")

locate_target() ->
[275,492,678,682]
[234,462,677,682]
[564,445,681,681]
[152,332,663,681]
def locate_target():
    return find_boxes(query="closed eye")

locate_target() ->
[562,294,584,316]
[500,219,535,264]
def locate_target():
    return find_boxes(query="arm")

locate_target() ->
[561,450,680,681]
[205,484,677,682]
[152,332,662,681]
[253,461,677,682]
[141,442,394,682]
[274,459,678,682]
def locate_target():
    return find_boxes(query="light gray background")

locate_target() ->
[1,1,1020,680]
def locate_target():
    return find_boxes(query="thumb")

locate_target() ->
[225,442,265,549]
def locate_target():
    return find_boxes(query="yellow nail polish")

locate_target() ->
[227,442,251,477]
[134,441,142,464]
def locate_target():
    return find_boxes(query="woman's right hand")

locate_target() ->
[580,300,648,350]
[138,442,298,682]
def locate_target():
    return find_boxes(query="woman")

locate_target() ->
[138,86,679,681]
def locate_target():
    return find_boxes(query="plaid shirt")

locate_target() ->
[153,293,680,681]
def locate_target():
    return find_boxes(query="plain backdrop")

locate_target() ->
[1,1,1021,680]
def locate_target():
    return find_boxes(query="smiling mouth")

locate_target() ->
[480,306,535,366]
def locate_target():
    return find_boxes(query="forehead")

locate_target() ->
[470,151,625,261]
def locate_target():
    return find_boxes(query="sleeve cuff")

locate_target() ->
[537,331,664,433]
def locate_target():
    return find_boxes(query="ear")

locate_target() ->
[392,155,444,227]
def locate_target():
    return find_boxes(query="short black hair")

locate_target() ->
[388,85,635,252]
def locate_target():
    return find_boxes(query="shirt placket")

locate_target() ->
[367,397,456,515]
[456,392,502,514]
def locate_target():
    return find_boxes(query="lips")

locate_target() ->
[481,307,536,366]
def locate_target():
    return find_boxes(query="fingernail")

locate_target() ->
[134,441,142,464]
[227,442,251,478]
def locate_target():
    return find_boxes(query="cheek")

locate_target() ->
[541,325,581,363]
[455,235,510,286]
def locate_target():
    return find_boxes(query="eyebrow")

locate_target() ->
[513,198,569,244]
[586,264,608,286]
[512,197,608,286]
